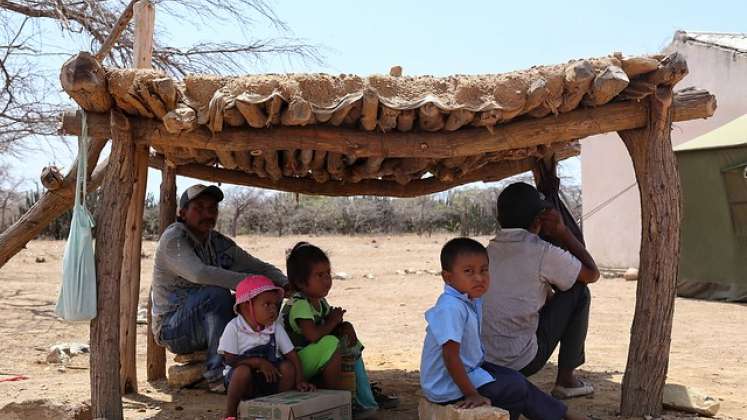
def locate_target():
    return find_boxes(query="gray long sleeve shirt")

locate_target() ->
[150,222,287,341]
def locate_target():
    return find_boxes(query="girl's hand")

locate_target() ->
[454,394,490,409]
[297,381,315,392]
[256,359,281,383]
[327,307,345,326]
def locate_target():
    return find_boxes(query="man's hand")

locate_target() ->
[538,208,568,240]
[255,359,281,383]
[454,393,490,409]
[336,321,358,347]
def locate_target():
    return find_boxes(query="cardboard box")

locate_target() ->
[239,390,351,420]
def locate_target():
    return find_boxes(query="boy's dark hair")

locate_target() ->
[440,237,487,271]
[286,241,329,291]
[496,182,552,229]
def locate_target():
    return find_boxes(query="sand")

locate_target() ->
[0,234,745,419]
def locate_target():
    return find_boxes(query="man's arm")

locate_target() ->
[158,234,245,289]
[539,209,600,284]
[229,245,288,287]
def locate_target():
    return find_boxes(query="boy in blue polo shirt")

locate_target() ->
[420,237,586,420]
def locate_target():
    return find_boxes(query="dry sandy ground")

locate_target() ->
[0,234,745,419]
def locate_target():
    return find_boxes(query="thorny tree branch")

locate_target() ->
[0,0,324,153]
[0,14,59,154]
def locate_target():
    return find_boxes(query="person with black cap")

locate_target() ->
[481,182,600,400]
[151,184,288,393]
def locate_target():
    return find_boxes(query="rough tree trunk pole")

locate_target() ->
[119,0,155,393]
[147,161,175,381]
[90,110,136,420]
[119,143,149,394]
[618,86,681,416]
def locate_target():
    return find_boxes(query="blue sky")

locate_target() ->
[4,0,746,197]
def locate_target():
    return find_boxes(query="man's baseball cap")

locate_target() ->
[179,184,224,209]
[497,182,553,229]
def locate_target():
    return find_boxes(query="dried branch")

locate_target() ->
[0,0,324,152]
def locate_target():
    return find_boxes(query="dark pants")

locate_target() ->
[159,286,235,383]
[521,282,590,376]
[224,337,282,395]
[446,363,566,420]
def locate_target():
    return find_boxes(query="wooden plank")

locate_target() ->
[117,0,156,394]
[149,154,549,198]
[618,87,680,416]
[91,110,136,420]
[119,144,148,394]
[132,0,155,69]
[146,162,175,382]
[61,89,717,159]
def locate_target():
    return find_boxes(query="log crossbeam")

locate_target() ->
[60,88,716,160]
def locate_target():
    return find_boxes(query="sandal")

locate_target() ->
[371,382,400,409]
[353,402,378,419]
[551,379,594,399]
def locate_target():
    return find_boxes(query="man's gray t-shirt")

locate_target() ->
[481,228,581,370]
[151,222,287,343]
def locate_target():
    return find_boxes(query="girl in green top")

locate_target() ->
[283,242,397,416]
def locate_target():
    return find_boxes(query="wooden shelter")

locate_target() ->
[0,2,718,418]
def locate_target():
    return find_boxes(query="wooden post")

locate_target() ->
[132,0,155,69]
[91,110,136,420]
[147,161,175,381]
[118,0,155,393]
[119,143,149,394]
[618,86,680,416]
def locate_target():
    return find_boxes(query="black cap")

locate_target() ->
[179,184,224,209]
[497,182,552,229]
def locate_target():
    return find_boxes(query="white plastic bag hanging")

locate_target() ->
[55,111,97,321]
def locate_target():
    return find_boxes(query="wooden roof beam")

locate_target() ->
[148,152,574,198]
[61,88,716,159]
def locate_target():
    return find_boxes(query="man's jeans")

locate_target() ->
[159,286,235,383]
[520,282,590,376]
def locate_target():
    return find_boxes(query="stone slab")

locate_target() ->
[418,398,509,420]
[663,383,720,417]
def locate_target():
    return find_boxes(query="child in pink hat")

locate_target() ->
[218,275,314,420]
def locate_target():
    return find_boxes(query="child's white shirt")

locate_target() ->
[218,315,294,376]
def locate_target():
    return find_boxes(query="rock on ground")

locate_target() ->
[418,399,509,420]
[663,383,720,417]
[136,305,147,324]
[0,399,91,420]
[623,267,639,281]
[168,363,204,388]
[47,343,89,364]
[174,351,207,364]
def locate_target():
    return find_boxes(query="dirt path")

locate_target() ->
[1,235,745,419]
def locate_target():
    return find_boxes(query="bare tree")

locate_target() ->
[0,162,24,229]
[222,186,259,237]
[0,14,60,154]
[0,0,323,153]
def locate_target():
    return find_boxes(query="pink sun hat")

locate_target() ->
[234,275,284,314]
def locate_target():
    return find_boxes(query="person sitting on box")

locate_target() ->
[419,237,587,420]
[282,241,398,419]
[218,275,314,420]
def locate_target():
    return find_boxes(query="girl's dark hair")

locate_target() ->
[286,242,329,291]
